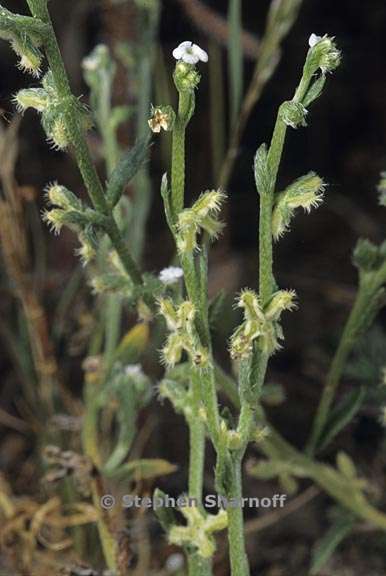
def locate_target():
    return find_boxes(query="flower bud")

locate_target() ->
[192,190,225,218]
[158,298,179,330]
[47,117,70,150]
[82,44,112,75]
[173,61,201,92]
[272,172,325,240]
[43,208,90,235]
[230,288,296,359]
[45,183,82,211]
[169,504,225,559]
[42,208,67,235]
[265,290,297,321]
[307,34,341,74]
[75,233,96,266]
[352,238,382,272]
[237,290,265,323]
[204,510,228,533]
[14,88,49,113]
[280,101,308,129]
[161,333,184,367]
[11,36,43,77]
[177,190,226,254]
[177,300,196,330]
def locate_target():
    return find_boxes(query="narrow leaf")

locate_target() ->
[107,135,151,207]
[317,387,365,451]
[303,74,326,107]
[105,458,177,481]
[153,488,177,532]
[160,172,175,230]
[254,143,272,196]
[310,515,355,574]
[114,323,150,364]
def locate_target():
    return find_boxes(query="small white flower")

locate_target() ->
[308,33,323,48]
[159,266,184,285]
[172,41,208,65]
[125,364,143,377]
[165,552,185,573]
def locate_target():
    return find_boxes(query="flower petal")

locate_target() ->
[181,52,199,65]
[192,43,208,63]
[172,41,192,60]
[308,33,322,48]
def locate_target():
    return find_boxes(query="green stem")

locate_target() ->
[171,90,193,217]
[188,371,206,500]
[187,371,212,576]
[225,44,298,576]
[106,217,143,285]
[258,187,274,305]
[168,85,218,576]
[227,454,250,576]
[170,89,221,446]
[97,89,123,371]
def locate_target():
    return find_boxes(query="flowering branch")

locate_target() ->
[14,0,143,287]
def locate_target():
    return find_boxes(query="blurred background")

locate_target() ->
[0,0,386,575]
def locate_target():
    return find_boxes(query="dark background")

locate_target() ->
[1,1,386,574]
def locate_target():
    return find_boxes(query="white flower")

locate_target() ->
[172,41,208,65]
[159,266,184,285]
[165,552,185,573]
[308,33,323,47]
[125,364,143,377]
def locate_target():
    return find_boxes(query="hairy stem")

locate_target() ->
[188,371,212,576]
[171,90,193,216]
[170,87,217,576]
[227,454,250,576]
[27,0,142,286]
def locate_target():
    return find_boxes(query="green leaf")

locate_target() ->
[228,0,243,126]
[336,452,357,480]
[317,387,365,451]
[254,143,272,196]
[114,323,150,364]
[153,488,177,532]
[105,458,177,480]
[160,172,175,229]
[303,74,326,107]
[107,135,151,207]
[102,363,151,473]
[103,383,137,474]
[310,514,355,574]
